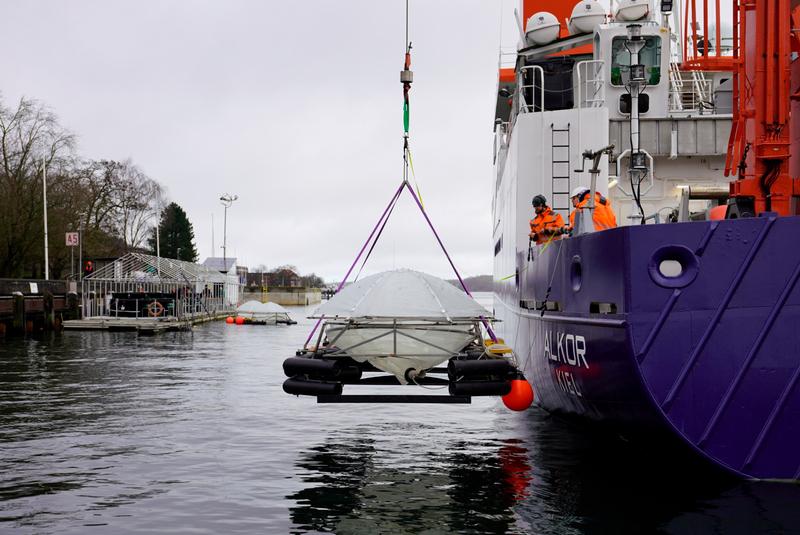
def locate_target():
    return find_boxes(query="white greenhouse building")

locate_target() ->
[81,253,241,320]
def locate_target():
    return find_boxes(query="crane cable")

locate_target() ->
[402,0,424,207]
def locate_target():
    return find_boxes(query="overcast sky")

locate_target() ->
[2,1,524,281]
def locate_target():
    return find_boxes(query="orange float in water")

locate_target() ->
[235,316,245,325]
[502,378,534,411]
[225,316,234,324]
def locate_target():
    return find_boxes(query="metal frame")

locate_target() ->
[317,318,486,360]
[81,252,240,320]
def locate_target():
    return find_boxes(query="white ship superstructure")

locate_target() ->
[493,1,733,282]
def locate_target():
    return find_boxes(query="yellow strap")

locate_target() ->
[539,231,557,253]
[499,264,527,281]
[405,147,424,209]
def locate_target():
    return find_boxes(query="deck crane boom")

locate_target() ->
[722,0,800,216]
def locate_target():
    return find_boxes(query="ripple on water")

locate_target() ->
[1,302,800,534]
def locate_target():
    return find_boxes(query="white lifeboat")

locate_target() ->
[525,12,561,46]
[568,0,606,35]
[615,0,650,22]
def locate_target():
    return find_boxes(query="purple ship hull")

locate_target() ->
[494,214,800,480]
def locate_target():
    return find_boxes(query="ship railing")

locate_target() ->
[576,60,606,108]
[575,60,607,198]
[516,65,547,198]
[498,48,516,70]
[516,65,545,114]
[668,61,685,111]
[668,67,714,114]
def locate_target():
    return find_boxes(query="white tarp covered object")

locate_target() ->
[312,270,492,382]
[238,300,289,314]
[237,300,292,323]
[313,269,490,320]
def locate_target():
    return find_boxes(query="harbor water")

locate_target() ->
[2,295,799,534]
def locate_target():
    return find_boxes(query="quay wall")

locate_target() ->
[0,279,80,336]
[241,288,321,306]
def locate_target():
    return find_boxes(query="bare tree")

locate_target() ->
[0,97,74,277]
[74,159,163,251]
[107,160,163,249]
[0,95,167,278]
[301,273,325,288]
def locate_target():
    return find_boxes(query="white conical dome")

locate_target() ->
[237,300,289,314]
[312,269,490,320]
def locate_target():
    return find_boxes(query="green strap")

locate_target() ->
[403,102,410,133]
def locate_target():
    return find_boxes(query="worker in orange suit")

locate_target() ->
[568,186,617,233]
[529,195,565,244]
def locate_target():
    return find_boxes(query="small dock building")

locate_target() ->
[67,253,241,332]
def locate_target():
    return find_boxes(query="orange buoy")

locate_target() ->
[225,316,234,324]
[235,316,245,325]
[502,378,534,411]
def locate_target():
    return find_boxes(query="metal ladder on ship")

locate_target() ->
[551,124,571,219]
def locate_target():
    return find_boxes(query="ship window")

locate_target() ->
[610,36,662,86]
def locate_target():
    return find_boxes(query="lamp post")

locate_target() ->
[42,158,49,280]
[152,195,164,277]
[219,194,238,272]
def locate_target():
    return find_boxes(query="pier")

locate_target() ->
[0,279,80,335]
[62,310,231,334]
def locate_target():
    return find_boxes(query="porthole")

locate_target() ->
[648,245,699,288]
[570,255,583,292]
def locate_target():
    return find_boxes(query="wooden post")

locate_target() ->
[67,292,79,320]
[12,293,24,335]
[43,290,54,331]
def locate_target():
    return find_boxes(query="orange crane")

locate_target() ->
[722,0,800,216]
[643,0,800,217]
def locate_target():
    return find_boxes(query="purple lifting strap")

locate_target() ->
[303,181,406,348]
[302,179,497,348]
[403,182,498,342]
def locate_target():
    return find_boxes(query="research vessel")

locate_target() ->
[492,0,800,479]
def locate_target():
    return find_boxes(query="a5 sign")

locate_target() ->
[65,232,79,247]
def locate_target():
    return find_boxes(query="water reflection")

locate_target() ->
[515,412,800,534]
[288,412,800,534]
[2,318,800,534]
[288,429,531,534]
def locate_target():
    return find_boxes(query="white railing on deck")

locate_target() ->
[576,60,606,108]
[517,65,544,114]
[668,63,714,113]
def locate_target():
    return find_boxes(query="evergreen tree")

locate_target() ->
[148,202,198,262]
